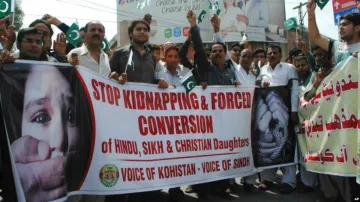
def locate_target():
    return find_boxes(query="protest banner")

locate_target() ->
[116,0,287,45]
[0,61,256,202]
[251,86,297,169]
[298,56,359,177]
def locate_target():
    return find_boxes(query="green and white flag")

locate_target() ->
[180,70,196,93]
[316,0,329,10]
[284,17,298,30]
[0,0,15,18]
[208,0,221,15]
[136,0,149,10]
[125,49,134,73]
[102,37,110,51]
[66,23,82,47]
[197,10,207,23]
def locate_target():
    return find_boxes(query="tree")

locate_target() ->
[13,0,24,31]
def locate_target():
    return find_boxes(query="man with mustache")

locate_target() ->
[187,10,239,200]
[67,21,111,78]
[256,44,299,194]
[190,12,239,87]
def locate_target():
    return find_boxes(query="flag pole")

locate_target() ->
[11,12,15,26]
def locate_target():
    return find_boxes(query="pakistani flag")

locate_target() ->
[0,0,15,18]
[284,17,298,30]
[316,0,329,10]
[180,71,196,93]
[208,0,221,15]
[136,0,149,10]
[102,37,110,51]
[66,23,82,47]
[197,10,207,23]
[125,49,134,73]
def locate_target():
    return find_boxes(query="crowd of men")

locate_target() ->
[0,0,359,201]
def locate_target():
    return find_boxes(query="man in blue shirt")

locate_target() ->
[157,46,193,88]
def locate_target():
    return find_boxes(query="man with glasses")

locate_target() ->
[110,18,156,84]
[68,21,111,78]
[16,28,44,61]
[8,19,67,63]
[29,19,67,62]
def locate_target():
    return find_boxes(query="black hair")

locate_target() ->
[340,12,360,27]
[340,13,360,36]
[17,27,43,44]
[84,21,105,32]
[266,44,282,55]
[311,44,331,60]
[128,19,150,41]
[165,46,180,57]
[29,19,53,37]
[311,44,320,52]
[212,42,227,53]
[289,48,301,57]
[230,42,245,51]
[252,48,266,58]
[294,55,308,64]
[80,27,85,32]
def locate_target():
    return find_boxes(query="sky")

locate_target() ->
[21,0,339,43]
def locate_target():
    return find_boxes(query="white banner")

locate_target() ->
[0,62,298,202]
[116,0,287,45]
[77,66,256,194]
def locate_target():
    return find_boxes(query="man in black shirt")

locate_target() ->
[110,17,156,84]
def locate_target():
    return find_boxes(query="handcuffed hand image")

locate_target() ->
[254,91,289,166]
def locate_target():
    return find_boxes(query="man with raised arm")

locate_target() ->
[307,0,360,65]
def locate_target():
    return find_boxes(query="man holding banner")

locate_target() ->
[68,21,111,78]
[255,44,299,194]
[110,17,156,85]
[188,10,240,199]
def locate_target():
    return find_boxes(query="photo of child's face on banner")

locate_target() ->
[0,63,92,202]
